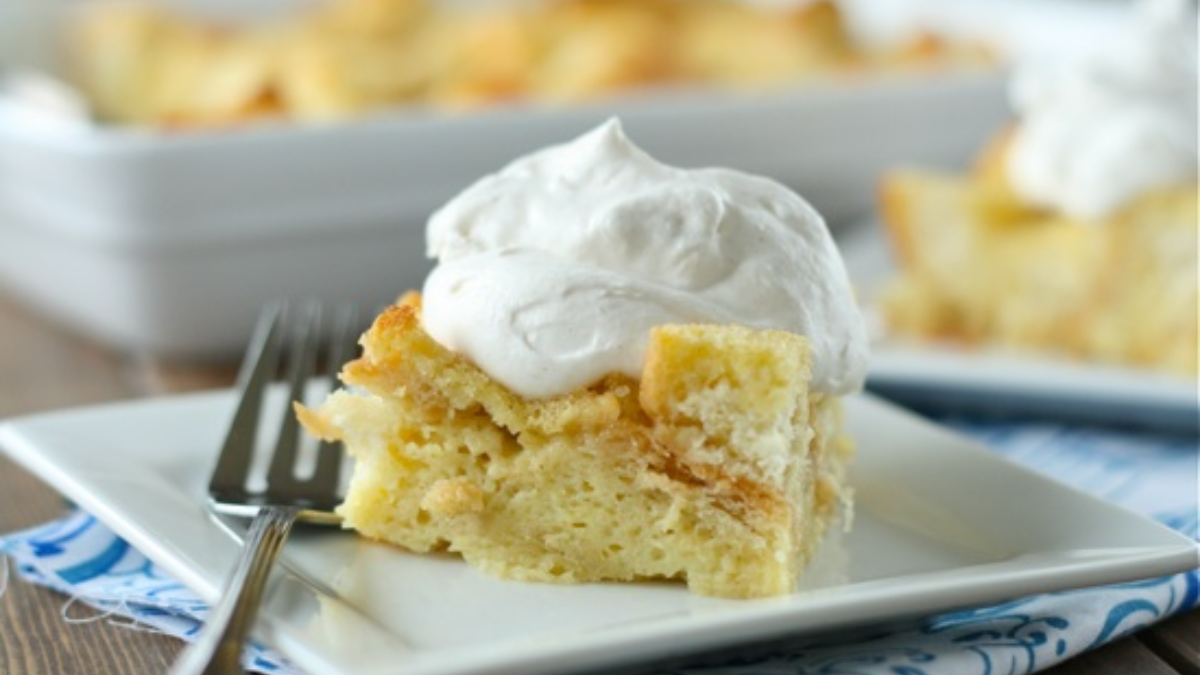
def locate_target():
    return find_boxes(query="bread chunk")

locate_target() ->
[300,298,853,598]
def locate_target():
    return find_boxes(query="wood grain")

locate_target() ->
[0,294,231,675]
[1143,612,1200,675]
[0,295,139,417]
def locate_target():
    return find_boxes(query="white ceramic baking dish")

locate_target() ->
[0,0,1119,358]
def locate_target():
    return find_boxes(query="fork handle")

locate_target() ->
[168,505,301,675]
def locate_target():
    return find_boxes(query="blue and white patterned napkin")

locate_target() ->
[0,511,300,674]
[2,420,1197,675]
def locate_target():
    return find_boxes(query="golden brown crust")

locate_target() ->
[68,0,992,127]
[877,170,920,270]
[342,302,632,436]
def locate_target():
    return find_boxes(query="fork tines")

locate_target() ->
[208,301,361,522]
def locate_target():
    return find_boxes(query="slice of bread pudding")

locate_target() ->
[878,133,1198,376]
[878,2,1197,377]
[298,295,852,599]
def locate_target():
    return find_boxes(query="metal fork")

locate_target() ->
[168,301,360,675]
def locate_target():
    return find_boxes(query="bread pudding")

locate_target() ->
[65,0,991,128]
[876,0,1198,377]
[300,295,853,598]
[298,120,868,598]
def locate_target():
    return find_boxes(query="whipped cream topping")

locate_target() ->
[1005,0,1198,220]
[421,119,868,399]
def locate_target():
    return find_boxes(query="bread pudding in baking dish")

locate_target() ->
[66,0,991,128]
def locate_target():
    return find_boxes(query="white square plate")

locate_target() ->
[2,389,1195,675]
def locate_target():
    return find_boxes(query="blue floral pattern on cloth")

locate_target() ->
[1,421,1196,675]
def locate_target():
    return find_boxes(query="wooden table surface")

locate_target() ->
[0,293,1196,675]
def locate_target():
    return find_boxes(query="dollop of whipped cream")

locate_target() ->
[1005,0,1198,220]
[421,119,868,399]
